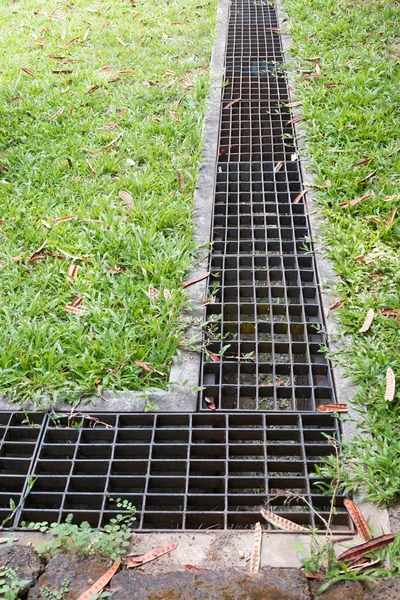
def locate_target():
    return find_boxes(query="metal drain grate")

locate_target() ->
[199,0,336,412]
[0,412,352,533]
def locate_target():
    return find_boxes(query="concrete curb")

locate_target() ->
[276,0,391,536]
[0,0,231,414]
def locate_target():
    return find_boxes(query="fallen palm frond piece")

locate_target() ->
[77,558,121,600]
[250,522,262,574]
[359,308,374,333]
[337,534,395,564]
[343,499,372,542]
[260,507,309,532]
[385,367,396,401]
[127,542,179,568]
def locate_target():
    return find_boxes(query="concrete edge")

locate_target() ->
[0,0,231,414]
[276,1,391,537]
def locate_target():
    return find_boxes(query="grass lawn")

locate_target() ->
[281,0,400,508]
[0,0,217,404]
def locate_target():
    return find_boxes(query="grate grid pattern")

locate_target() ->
[0,412,352,533]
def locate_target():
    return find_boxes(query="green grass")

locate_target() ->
[0,0,217,403]
[281,0,400,505]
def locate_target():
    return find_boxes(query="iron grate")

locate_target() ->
[0,412,352,533]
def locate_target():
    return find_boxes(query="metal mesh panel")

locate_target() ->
[0,412,351,533]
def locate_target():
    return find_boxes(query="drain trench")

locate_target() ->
[0,0,352,534]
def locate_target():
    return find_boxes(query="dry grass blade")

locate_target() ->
[21,67,37,77]
[343,500,372,542]
[250,522,262,574]
[285,115,304,125]
[28,241,47,262]
[127,542,178,568]
[274,161,283,173]
[359,309,374,333]
[385,367,395,401]
[292,190,306,204]
[260,507,309,532]
[54,215,77,223]
[316,404,348,413]
[182,272,210,288]
[356,169,377,185]
[339,193,372,208]
[386,207,397,228]
[67,264,79,280]
[77,559,120,600]
[337,534,396,564]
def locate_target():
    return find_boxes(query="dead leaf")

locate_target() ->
[48,107,64,121]
[204,397,216,411]
[80,147,97,156]
[119,190,134,210]
[328,298,344,312]
[304,572,325,579]
[164,288,171,300]
[170,111,180,121]
[77,559,121,600]
[185,565,208,572]
[87,85,100,94]
[134,360,165,376]
[223,98,241,109]
[339,193,372,208]
[105,133,123,148]
[292,190,306,205]
[285,101,303,108]
[177,170,187,195]
[386,208,397,228]
[385,367,395,401]
[86,159,96,175]
[285,115,304,125]
[28,241,47,263]
[250,523,262,574]
[182,272,210,288]
[337,534,396,565]
[41,219,52,229]
[21,67,37,77]
[359,309,374,333]
[384,194,400,202]
[54,215,77,223]
[260,508,309,532]
[127,542,178,568]
[12,255,23,263]
[208,351,220,363]
[140,266,147,276]
[274,161,283,173]
[67,264,79,280]
[352,157,371,168]
[343,500,372,542]
[316,404,348,413]
[148,284,160,299]
[302,56,321,61]
[356,170,377,185]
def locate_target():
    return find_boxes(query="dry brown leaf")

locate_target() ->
[343,500,372,542]
[285,101,303,108]
[169,111,180,121]
[148,284,160,300]
[127,542,178,568]
[86,159,96,175]
[80,147,97,156]
[208,351,220,363]
[250,522,262,574]
[67,264,79,280]
[87,85,100,94]
[119,190,134,210]
[384,194,400,202]
[328,298,344,312]
[223,97,241,110]
[337,534,396,565]
[163,288,171,300]
[356,169,377,185]
[285,115,304,125]
[292,190,306,205]
[182,272,210,288]
[21,67,37,77]
[134,360,165,376]
[28,241,47,263]
[177,170,187,194]
[77,559,121,600]
[140,266,147,276]
[185,565,208,572]
[386,208,398,228]
[274,161,283,173]
[54,215,77,223]
[339,193,372,208]
[260,508,309,532]
[48,107,64,121]
[41,219,52,229]
[316,404,348,413]
[105,133,123,148]
[64,305,85,316]
[385,367,395,402]
[12,255,23,263]
[359,309,374,333]
[204,397,216,411]
[352,157,371,168]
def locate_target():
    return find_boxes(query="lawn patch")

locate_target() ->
[281,0,400,506]
[0,0,217,403]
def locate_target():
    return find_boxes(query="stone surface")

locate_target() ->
[27,553,110,600]
[110,568,310,600]
[0,544,45,594]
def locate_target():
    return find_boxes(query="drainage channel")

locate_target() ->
[0,0,350,534]
[199,0,335,412]
[0,412,352,532]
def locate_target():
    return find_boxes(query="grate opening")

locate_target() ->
[0,412,352,533]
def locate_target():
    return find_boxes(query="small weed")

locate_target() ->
[42,579,70,600]
[0,566,32,600]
